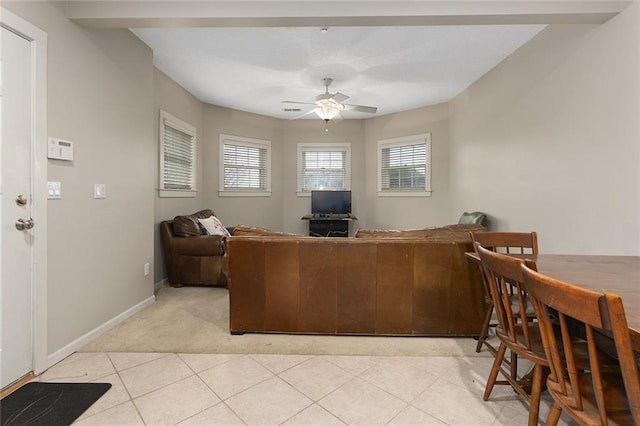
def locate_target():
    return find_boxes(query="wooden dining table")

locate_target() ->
[465,253,640,351]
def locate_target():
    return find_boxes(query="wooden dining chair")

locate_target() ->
[470,231,539,354]
[475,244,547,426]
[521,264,640,426]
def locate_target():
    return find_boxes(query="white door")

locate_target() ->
[0,25,34,389]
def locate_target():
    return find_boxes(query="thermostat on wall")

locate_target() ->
[48,137,74,161]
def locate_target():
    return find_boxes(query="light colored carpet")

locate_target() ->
[80,286,492,357]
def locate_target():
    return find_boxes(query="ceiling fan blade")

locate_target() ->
[282,101,316,106]
[330,92,350,104]
[342,104,378,114]
[288,109,318,120]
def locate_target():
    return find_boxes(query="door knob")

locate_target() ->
[16,195,28,206]
[15,218,35,231]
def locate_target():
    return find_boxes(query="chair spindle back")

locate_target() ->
[471,231,538,255]
[521,264,640,425]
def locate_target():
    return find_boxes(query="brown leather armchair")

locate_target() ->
[159,209,227,287]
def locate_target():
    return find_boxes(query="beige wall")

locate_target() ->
[200,104,284,230]
[9,0,639,361]
[198,106,433,238]
[449,3,640,254]
[364,103,452,230]
[153,69,204,284]
[5,2,156,355]
[282,119,366,235]
[197,104,437,238]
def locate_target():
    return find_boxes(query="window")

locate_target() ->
[378,134,431,196]
[159,110,196,198]
[297,143,351,195]
[219,134,271,196]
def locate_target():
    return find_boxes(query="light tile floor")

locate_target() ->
[32,350,576,425]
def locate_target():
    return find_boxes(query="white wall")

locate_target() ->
[153,68,204,284]
[5,2,156,357]
[364,103,452,230]
[449,4,640,254]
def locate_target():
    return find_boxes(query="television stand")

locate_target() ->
[301,215,357,237]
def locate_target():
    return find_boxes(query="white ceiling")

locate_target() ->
[132,25,545,119]
[58,1,624,121]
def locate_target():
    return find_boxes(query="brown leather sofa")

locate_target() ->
[226,224,486,336]
[159,209,227,287]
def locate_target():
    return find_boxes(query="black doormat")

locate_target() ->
[1,382,112,426]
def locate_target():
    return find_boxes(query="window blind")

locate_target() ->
[163,124,195,190]
[223,143,268,190]
[380,143,427,190]
[301,150,347,191]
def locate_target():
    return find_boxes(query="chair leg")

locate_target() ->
[545,402,562,426]
[476,304,494,353]
[510,351,518,382]
[527,364,544,426]
[484,343,507,401]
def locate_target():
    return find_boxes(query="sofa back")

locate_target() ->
[232,224,300,237]
[227,236,484,336]
[355,224,485,241]
[163,209,216,238]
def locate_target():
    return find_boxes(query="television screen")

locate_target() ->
[311,190,351,215]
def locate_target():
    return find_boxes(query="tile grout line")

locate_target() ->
[70,352,143,424]
[107,351,146,425]
[40,349,541,426]
[178,353,243,426]
[193,354,277,425]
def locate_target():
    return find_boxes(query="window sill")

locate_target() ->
[297,190,350,197]
[218,190,272,197]
[159,189,197,198]
[377,190,432,197]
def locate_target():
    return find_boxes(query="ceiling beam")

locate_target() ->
[54,1,628,28]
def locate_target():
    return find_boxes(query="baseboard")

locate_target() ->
[154,278,168,292]
[46,294,156,368]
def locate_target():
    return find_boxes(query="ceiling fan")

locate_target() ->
[282,78,378,124]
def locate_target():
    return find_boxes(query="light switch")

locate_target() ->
[47,181,62,199]
[94,184,106,199]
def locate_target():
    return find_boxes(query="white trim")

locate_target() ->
[154,278,168,292]
[46,295,155,368]
[218,190,272,197]
[377,133,432,197]
[160,111,195,136]
[159,110,197,196]
[219,134,271,195]
[377,190,433,197]
[1,10,49,376]
[158,189,197,198]
[296,142,351,193]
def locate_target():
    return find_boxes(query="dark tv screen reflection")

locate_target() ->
[311,191,351,215]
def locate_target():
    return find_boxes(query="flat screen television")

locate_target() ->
[311,190,351,215]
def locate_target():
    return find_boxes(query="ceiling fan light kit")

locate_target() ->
[314,101,343,122]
